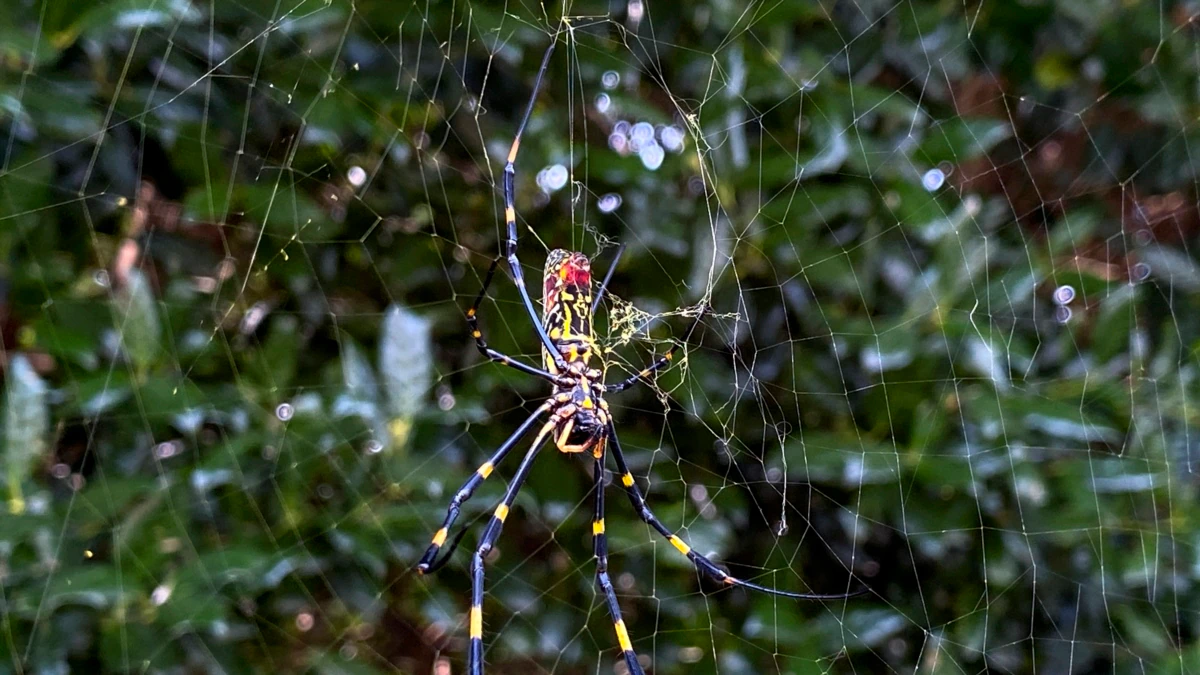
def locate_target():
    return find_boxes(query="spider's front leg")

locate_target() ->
[498,39,569,374]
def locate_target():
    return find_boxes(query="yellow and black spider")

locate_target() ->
[416,38,860,675]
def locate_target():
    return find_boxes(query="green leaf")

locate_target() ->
[335,333,388,452]
[54,0,202,47]
[311,650,391,675]
[799,116,850,178]
[23,564,137,614]
[341,335,379,404]
[4,354,48,514]
[1034,51,1076,90]
[0,152,53,241]
[379,303,433,452]
[917,117,1011,165]
[113,269,162,376]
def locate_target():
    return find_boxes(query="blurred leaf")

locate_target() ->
[20,565,137,614]
[3,2,1200,672]
[334,332,388,453]
[379,303,433,452]
[1093,284,1138,364]
[799,116,850,178]
[840,608,908,650]
[1034,52,1075,90]
[340,335,379,404]
[1139,245,1200,293]
[918,117,1010,165]
[75,475,159,525]
[238,183,341,240]
[0,26,60,68]
[1048,207,1103,255]
[113,269,162,376]
[73,370,134,417]
[54,0,202,46]
[859,324,917,372]
[3,354,48,514]
[0,152,53,239]
[311,650,390,675]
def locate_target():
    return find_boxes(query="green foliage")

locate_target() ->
[2,1,1199,674]
[4,355,47,514]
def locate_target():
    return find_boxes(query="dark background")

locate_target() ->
[2,1,1199,673]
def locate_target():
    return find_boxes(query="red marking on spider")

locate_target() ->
[546,254,591,297]
[562,255,591,287]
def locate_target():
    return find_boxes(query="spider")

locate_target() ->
[415,38,860,675]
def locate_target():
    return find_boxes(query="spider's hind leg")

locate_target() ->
[416,401,553,574]
[591,456,645,674]
[466,424,553,675]
[606,421,862,601]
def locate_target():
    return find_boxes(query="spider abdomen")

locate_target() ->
[542,249,595,371]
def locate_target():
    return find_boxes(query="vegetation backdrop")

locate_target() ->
[2,1,1199,674]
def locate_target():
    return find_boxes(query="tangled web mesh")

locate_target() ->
[2,2,1199,674]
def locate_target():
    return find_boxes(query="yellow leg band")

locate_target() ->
[477,461,494,478]
[432,527,448,547]
[470,605,483,638]
[621,473,634,488]
[614,619,633,651]
[669,535,691,555]
[593,519,605,535]
[494,504,510,522]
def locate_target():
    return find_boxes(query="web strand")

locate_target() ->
[2,3,1197,674]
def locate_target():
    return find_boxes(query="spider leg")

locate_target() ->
[416,400,553,574]
[606,304,706,394]
[468,256,568,384]
[606,421,862,601]
[468,422,553,675]
[590,243,626,315]
[501,39,569,373]
[591,453,645,675]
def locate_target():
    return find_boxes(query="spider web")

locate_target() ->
[2,0,1198,673]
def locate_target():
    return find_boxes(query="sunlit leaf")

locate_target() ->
[334,333,388,452]
[113,269,161,376]
[3,355,48,514]
[379,303,432,452]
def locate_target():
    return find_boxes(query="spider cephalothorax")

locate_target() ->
[415,36,861,675]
